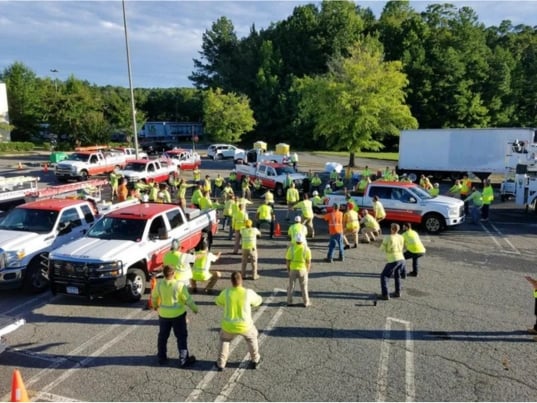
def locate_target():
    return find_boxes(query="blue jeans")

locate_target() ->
[380,260,405,296]
[404,251,424,274]
[327,233,344,260]
[158,313,189,362]
[470,205,481,224]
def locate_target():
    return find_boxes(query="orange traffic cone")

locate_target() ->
[146,277,157,310]
[10,369,29,402]
[17,162,23,170]
[43,163,48,173]
[274,222,281,237]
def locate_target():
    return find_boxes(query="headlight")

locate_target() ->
[448,207,459,216]
[2,250,25,267]
[92,261,123,278]
[71,166,78,172]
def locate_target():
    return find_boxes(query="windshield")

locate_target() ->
[274,166,295,175]
[123,162,147,172]
[86,217,145,241]
[409,186,432,200]
[0,208,58,233]
[65,153,90,162]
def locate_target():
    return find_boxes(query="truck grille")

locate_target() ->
[51,260,93,279]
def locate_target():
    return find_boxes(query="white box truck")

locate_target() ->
[396,128,537,181]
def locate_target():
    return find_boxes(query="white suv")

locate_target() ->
[207,144,244,160]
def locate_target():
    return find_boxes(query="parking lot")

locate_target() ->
[0,151,536,401]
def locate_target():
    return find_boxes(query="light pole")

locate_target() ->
[122,0,140,158]
[50,69,58,92]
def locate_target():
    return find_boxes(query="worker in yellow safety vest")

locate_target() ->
[343,202,360,249]
[285,182,300,221]
[232,202,249,254]
[294,193,315,238]
[360,209,380,243]
[240,220,261,280]
[152,264,198,367]
[190,239,221,294]
[163,238,195,285]
[256,200,275,238]
[288,216,308,245]
[214,272,262,371]
[481,179,494,221]
[460,174,472,215]
[285,233,312,307]
[402,223,426,277]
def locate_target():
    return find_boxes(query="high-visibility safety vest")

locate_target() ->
[312,195,323,207]
[163,251,193,282]
[199,196,213,210]
[191,188,203,205]
[324,211,343,235]
[285,244,311,270]
[344,209,360,231]
[362,214,380,230]
[215,286,263,334]
[311,176,322,187]
[240,227,260,249]
[380,234,405,263]
[192,250,218,281]
[534,289,537,298]
[152,279,197,319]
[223,199,235,216]
[232,209,248,231]
[295,199,313,218]
[402,229,426,254]
[193,169,201,181]
[214,176,224,188]
[460,179,472,195]
[373,201,386,220]
[264,191,274,204]
[203,179,211,193]
[257,204,273,221]
[288,223,308,244]
[482,185,494,205]
[286,187,299,203]
[465,190,483,207]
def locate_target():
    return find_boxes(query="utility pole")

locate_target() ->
[122,0,139,158]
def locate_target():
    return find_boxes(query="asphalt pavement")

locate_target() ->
[0,152,536,402]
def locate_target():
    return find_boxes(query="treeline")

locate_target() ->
[2,0,537,152]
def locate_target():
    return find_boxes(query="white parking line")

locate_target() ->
[0,308,147,402]
[376,317,415,402]
[480,222,520,255]
[186,288,284,402]
[2,293,52,316]
[215,307,284,402]
[34,391,81,402]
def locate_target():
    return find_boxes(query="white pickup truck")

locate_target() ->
[0,198,100,292]
[119,159,176,183]
[235,162,307,198]
[48,203,218,302]
[323,181,465,234]
[55,147,127,182]
[234,148,289,165]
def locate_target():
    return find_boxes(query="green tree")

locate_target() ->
[202,88,256,143]
[189,17,240,91]
[293,38,417,166]
[0,62,43,141]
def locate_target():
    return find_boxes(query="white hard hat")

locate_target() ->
[294,216,302,223]
[312,190,319,196]
[295,233,304,243]
[325,184,331,188]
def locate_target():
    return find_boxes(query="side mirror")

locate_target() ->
[58,221,72,235]
[409,197,417,204]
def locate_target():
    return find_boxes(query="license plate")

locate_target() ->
[66,286,79,295]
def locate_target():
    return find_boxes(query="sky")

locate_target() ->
[1,1,536,89]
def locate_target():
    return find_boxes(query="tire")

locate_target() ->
[423,213,444,234]
[78,170,89,182]
[275,183,284,198]
[121,267,146,302]
[23,254,49,293]
[216,153,223,160]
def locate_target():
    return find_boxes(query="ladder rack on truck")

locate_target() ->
[0,176,40,209]
[25,179,109,202]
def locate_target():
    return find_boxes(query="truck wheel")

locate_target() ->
[275,184,284,198]
[423,213,444,234]
[121,267,146,302]
[216,154,223,160]
[23,254,49,293]
[79,170,89,182]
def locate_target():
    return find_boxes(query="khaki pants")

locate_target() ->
[361,227,379,242]
[217,326,260,368]
[344,228,358,246]
[287,269,309,305]
[302,216,314,237]
[232,230,241,253]
[241,248,258,278]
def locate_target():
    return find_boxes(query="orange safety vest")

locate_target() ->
[326,211,343,235]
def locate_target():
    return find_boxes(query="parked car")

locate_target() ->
[141,142,174,155]
[207,144,245,160]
